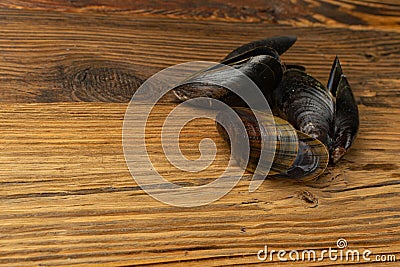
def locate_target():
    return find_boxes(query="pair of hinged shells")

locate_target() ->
[173,36,359,180]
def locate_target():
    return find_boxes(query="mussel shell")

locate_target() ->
[216,107,329,179]
[283,131,329,180]
[331,75,359,163]
[173,54,284,108]
[273,69,335,146]
[234,55,283,104]
[216,108,298,175]
[220,46,280,66]
[223,35,297,61]
[327,56,343,97]
[326,57,359,163]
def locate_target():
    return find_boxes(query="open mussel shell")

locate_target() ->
[216,107,329,179]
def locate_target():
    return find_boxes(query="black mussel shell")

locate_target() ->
[173,54,284,108]
[273,69,335,146]
[223,35,297,61]
[331,75,359,163]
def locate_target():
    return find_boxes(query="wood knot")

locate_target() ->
[66,65,143,102]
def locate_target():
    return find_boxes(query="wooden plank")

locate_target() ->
[0,103,399,266]
[0,1,399,266]
[1,0,399,32]
[0,8,399,107]
[296,0,400,31]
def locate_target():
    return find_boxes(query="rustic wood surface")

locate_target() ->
[0,1,399,266]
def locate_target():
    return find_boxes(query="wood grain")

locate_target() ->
[0,1,399,266]
[0,8,399,107]
[0,103,399,266]
[1,0,399,31]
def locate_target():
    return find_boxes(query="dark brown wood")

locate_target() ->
[1,0,399,31]
[0,1,399,266]
[0,8,399,108]
[0,0,313,23]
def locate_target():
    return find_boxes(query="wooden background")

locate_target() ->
[1,0,399,266]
